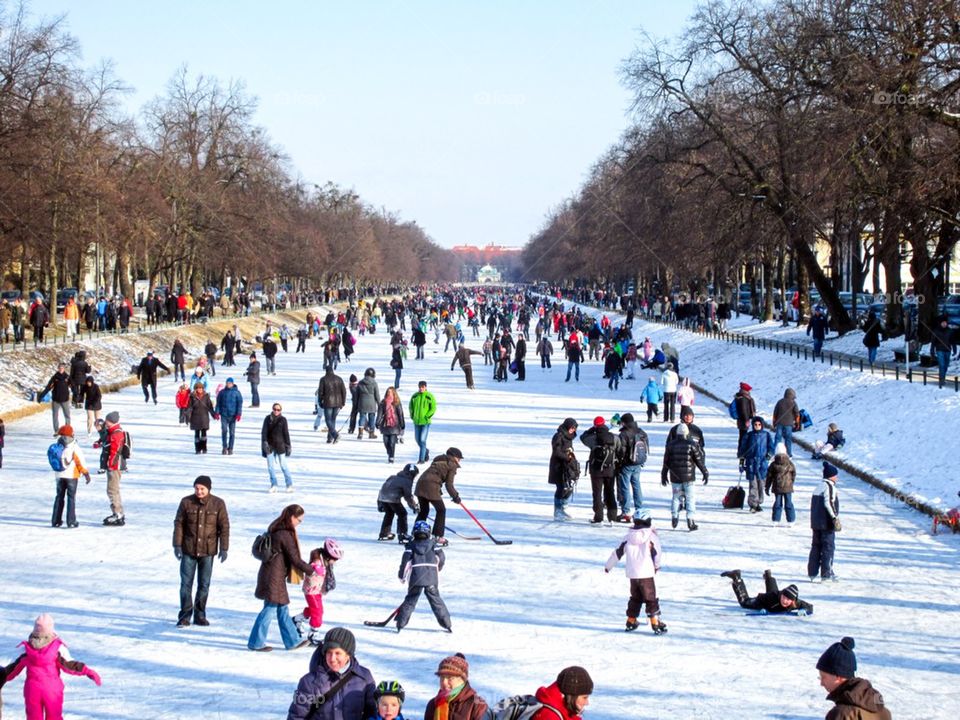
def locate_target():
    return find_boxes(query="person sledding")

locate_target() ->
[720,568,813,615]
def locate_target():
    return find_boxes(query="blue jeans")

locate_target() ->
[771,492,796,523]
[618,464,643,515]
[179,554,214,623]
[936,350,950,385]
[267,452,293,488]
[361,411,376,433]
[868,347,878,365]
[813,337,824,357]
[323,407,340,442]
[565,360,580,382]
[671,482,696,519]
[220,418,236,451]
[414,424,430,462]
[608,371,619,390]
[250,382,260,406]
[773,424,794,457]
[395,368,402,388]
[247,601,300,650]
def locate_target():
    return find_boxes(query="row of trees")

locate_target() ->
[0,4,458,305]
[523,0,959,336]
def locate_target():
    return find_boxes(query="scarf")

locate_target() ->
[435,682,466,720]
[385,401,398,428]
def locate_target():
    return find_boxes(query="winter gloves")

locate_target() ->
[83,665,102,685]
[84,472,92,484]
[173,546,182,560]
[219,550,228,563]
[702,474,709,485]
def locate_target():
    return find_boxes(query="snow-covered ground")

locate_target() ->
[1,317,958,719]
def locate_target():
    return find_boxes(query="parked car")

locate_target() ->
[1,289,21,303]
[938,294,960,324]
[56,288,79,312]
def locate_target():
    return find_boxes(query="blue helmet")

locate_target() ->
[413,520,431,538]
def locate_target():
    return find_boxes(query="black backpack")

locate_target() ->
[589,442,616,473]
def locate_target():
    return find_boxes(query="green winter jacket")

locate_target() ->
[409,390,437,426]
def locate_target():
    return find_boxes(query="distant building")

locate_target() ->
[451,243,522,283]
[476,264,501,283]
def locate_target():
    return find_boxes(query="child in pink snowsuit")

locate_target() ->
[5,614,100,720]
[292,539,342,645]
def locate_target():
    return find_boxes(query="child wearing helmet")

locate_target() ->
[293,538,343,645]
[372,680,407,720]
[394,521,451,632]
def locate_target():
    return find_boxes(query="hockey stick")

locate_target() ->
[444,524,482,541]
[458,501,513,545]
[363,605,401,627]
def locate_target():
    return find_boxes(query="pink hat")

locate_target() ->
[33,613,55,636]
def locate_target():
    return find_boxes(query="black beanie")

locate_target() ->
[817,637,857,678]
[556,666,593,696]
[194,475,212,490]
[823,462,839,479]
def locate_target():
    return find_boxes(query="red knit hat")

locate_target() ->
[436,653,469,679]
[739,382,752,392]
[593,416,605,427]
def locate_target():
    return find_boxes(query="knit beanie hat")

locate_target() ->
[57,424,74,437]
[593,416,605,427]
[823,462,839,479]
[781,584,799,602]
[194,475,212,490]
[33,613,55,637]
[556,666,593,696]
[105,411,120,424]
[675,423,689,438]
[436,652,469,679]
[740,382,752,391]
[817,637,857,678]
[322,627,356,657]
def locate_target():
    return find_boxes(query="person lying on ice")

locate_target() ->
[720,568,813,615]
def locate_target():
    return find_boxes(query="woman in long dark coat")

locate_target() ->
[188,384,215,454]
[248,504,315,651]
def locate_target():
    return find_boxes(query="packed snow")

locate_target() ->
[1,309,957,719]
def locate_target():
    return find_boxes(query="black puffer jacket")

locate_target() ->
[661,436,708,484]
[548,419,578,485]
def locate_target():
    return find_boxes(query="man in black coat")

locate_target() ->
[514,336,527,381]
[580,417,620,525]
[137,350,169,404]
[261,403,293,491]
[549,418,579,521]
[204,340,218,376]
[69,351,91,408]
[39,362,72,433]
[315,367,347,443]
[661,423,708,531]
[262,335,278,375]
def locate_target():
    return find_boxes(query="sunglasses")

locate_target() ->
[272,407,282,412]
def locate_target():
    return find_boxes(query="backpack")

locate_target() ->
[490,695,562,720]
[47,441,66,472]
[251,531,276,562]
[623,432,648,466]
[121,431,133,460]
[728,399,738,420]
[589,443,616,473]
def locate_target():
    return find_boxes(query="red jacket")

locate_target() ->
[532,683,578,720]
[106,423,125,471]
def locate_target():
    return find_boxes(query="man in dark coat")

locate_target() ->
[661,423,708,531]
[615,413,649,522]
[580,416,620,525]
[214,378,243,454]
[772,388,800,457]
[807,306,829,358]
[244,352,261,407]
[395,521,451,632]
[170,338,188,382]
[288,628,377,720]
[378,463,420,542]
[514,335,527,381]
[29,298,49,341]
[261,403,293,491]
[414,447,463,544]
[809,462,841,582]
[173,475,230,627]
[316,367,347,443]
[69,351,91,408]
[204,340,218,376]
[549,418,579,521]
[262,334,278,375]
[720,569,813,615]
[733,381,756,445]
[39,362,73,434]
[451,344,483,389]
[137,350,169,404]
[220,330,235,366]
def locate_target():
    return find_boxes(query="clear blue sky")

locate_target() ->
[31,1,699,248]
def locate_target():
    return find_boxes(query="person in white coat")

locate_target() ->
[660,363,679,423]
[51,424,91,529]
[676,376,695,410]
[604,509,667,634]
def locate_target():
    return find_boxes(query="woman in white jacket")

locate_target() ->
[604,510,667,634]
[660,363,679,423]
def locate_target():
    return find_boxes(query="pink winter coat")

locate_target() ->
[302,560,326,596]
[6,638,98,718]
[604,527,662,579]
[677,378,695,407]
